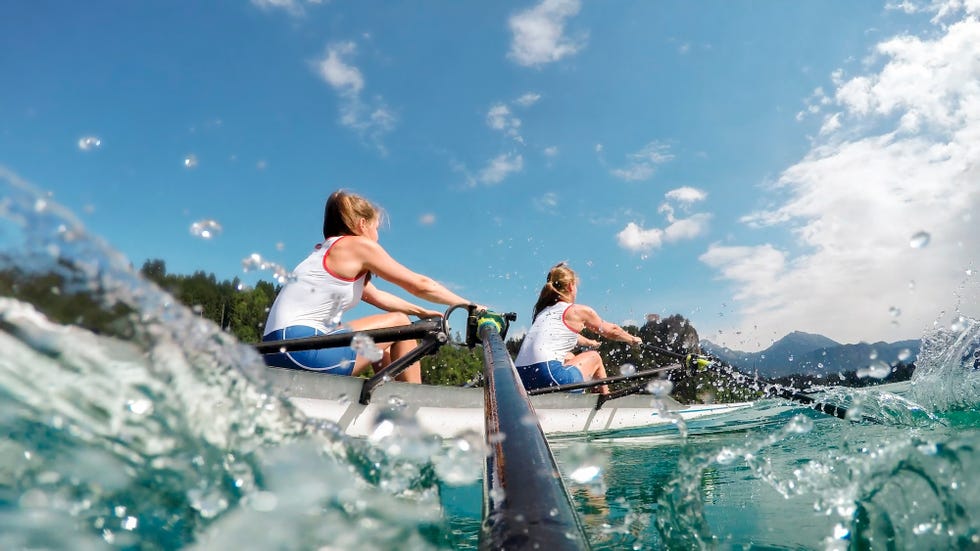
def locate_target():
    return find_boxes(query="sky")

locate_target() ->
[1,0,978,352]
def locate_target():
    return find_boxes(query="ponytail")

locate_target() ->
[531,262,577,321]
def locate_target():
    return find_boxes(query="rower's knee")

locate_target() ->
[381,312,411,327]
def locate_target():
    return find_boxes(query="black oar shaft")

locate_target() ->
[640,343,851,421]
[253,319,444,354]
[527,365,678,396]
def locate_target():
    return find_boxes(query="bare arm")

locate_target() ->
[577,334,601,348]
[356,239,473,307]
[362,282,442,318]
[569,304,642,346]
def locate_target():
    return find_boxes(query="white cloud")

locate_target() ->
[314,42,396,155]
[543,145,559,157]
[508,0,586,67]
[477,153,524,185]
[702,4,980,350]
[533,192,559,212]
[487,103,523,143]
[617,222,664,251]
[611,141,675,181]
[253,0,324,17]
[665,186,707,204]
[616,186,712,252]
[617,213,711,252]
[317,42,363,95]
[419,213,436,226]
[515,92,542,106]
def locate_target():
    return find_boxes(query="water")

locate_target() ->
[2,171,979,549]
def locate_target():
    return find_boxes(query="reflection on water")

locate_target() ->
[2,170,979,549]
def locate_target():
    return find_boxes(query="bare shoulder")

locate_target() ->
[567,303,600,324]
[336,235,384,256]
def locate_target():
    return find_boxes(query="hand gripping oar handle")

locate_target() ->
[640,343,851,421]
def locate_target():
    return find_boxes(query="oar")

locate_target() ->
[526,365,680,396]
[640,343,851,421]
[254,319,444,354]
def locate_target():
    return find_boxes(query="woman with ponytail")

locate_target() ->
[262,189,481,383]
[514,262,642,394]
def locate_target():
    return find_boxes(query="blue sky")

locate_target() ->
[2,0,978,351]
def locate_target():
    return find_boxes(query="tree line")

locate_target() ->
[1,260,913,404]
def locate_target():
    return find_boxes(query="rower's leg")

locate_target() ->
[566,351,609,395]
[391,339,422,383]
[347,312,421,382]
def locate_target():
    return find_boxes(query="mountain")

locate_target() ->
[700,332,920,378]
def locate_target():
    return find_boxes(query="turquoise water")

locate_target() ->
[2,172,979,549]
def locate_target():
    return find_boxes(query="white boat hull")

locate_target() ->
[263,367,754,438]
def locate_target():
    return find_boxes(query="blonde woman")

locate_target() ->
[262,190,480,383]
[514,263,641,394]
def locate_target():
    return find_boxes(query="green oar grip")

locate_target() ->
[477,312,505,334]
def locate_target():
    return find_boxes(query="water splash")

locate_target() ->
[241,253,290,284]
[0,169,462,548]
[910,317,980,412]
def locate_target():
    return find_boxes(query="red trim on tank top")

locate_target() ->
[321,236,365,282]
[560,303,580,334]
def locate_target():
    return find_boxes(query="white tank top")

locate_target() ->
[514,302,580,366]
[263,236,366,335]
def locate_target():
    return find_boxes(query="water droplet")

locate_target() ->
[241,253,290,283]
[916,442,938,456]
[897,348,911,361]
[249,491,279,512]
[620,363,636,376]
[187,488,229,519]
[351,333,384,362]
[183,154,199,168]
[909,231,930,248]
[888,306,901,317]
[856,361,891,379]
[78,136,102,151]
[908,279,916,290]
[190,219,222,240]
[126,399,153,416]
[716,448,737,464]
[786,415,813,434]
[570,465,601,483]
[646,379,673,397]
[869,349,878,360]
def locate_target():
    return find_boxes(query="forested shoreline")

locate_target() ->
[1,259,913,404]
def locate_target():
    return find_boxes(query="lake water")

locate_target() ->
[2,171,978,549]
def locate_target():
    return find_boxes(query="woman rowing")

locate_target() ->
[262,190,482,383]
[514,262,642,394]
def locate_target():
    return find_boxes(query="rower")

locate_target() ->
[514,262,642,395]
[260,189,484,383]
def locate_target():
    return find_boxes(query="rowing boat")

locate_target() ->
[262,366,754,439]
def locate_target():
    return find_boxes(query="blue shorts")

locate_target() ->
[262,326,357,375]
[516,360,585,393]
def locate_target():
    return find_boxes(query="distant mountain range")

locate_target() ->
[700,331,921,378]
